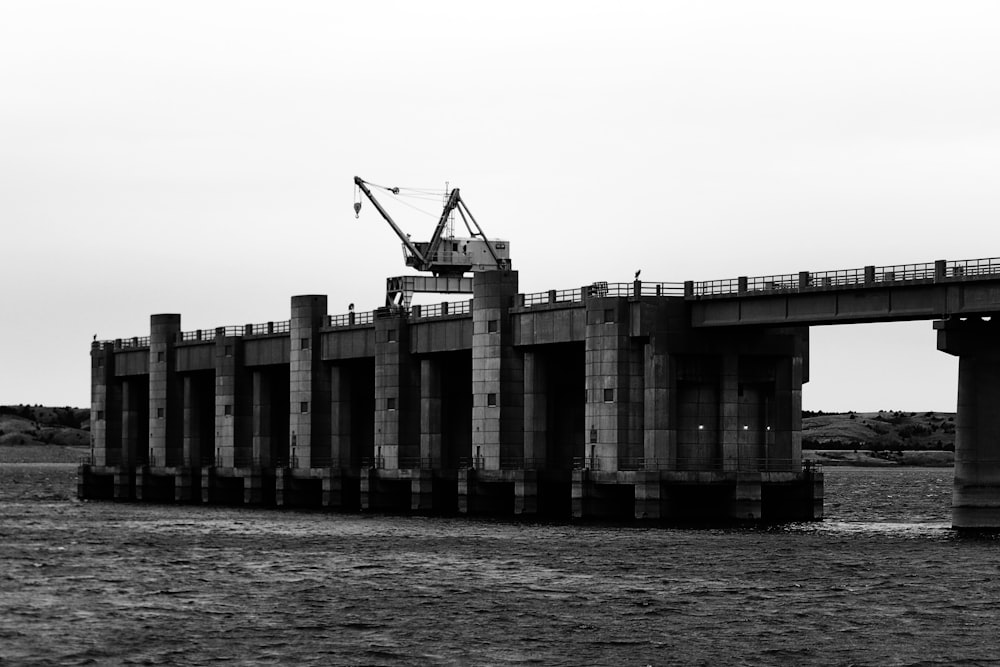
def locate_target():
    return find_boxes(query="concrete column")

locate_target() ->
[634,471,663,519]
[149,314,181,468]
[514,470,538,515]
[584,297,633,472]
[330,364,352,467]
[720,354,740,471]
[252,370,272,467]
[411,470,435,512]
[420,358,443,467]
[90,342,115,467]
[215,335,251,468]
[642,339,675,469]
[772,356,803,469]
[375,310,417,469]
[289,295,331,469]
[730,472,762,520]
[523,350,547,468]
[471,270,522,470]
[117,379,140,500]
[937,318,1000,528]
[182,376,201,468]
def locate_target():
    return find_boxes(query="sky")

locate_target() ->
[2,1,998,411]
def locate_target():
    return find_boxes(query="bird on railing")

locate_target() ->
[635,269,641,280]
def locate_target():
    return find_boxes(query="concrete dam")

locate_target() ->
[79,256,1000,527]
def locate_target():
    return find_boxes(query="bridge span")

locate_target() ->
[80,256,1000,528]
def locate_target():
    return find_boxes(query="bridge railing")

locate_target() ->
[327,310,376,328]
[949,257,1000,278]
[521,287,584,307]
[689,256,1000,298]
[115,336,150,349]
[411,300,473,319]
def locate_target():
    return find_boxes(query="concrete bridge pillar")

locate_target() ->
[329,364,353,467]
[523,350,547,467]
[182,376,203,471]
[289,295,330,469]
[420,357,443,467]
[214,335,251,468]
[251,370,274,468]
[374,309,418,470]
[149,314,181,468]
[643,338,676,469]
[937,318,1000,528]
[90,342,116,467]
[471,270,522,470]
[118,378,143,499]
[585,297,642,472]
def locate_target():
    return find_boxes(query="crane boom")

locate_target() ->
[354,176,426,266]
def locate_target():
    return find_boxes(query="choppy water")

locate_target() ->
[2,464,999,666]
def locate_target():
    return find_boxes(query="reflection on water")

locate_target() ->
[2,465,999,665]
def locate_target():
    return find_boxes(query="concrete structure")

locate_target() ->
[79,256,1000,526]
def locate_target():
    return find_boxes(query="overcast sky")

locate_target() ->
[2,1,998,411]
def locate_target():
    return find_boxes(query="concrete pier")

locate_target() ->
[81,269,830,522]
[937,318,1000,529]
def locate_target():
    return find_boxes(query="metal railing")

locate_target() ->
[412,300,473,319]
[520,281,685,308]
[521,287,584,307]
[639,282,685,297]
[116,337,150,349]
[327,310,375,328]
[689,256,1000,298]
[248,320,290,336]
[180,329,215,342]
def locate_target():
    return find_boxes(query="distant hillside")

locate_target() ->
[0,405,90,448]
[803,410,956,452]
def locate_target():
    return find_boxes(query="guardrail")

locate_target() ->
[328,311,376,328]
[520,281,685,307]
[411,300,473,319]
[115,337,150,349]
[688,256,1000,298]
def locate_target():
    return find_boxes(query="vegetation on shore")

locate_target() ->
[0,405,90,463]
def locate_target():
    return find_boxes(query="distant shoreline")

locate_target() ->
[805,449,954,467]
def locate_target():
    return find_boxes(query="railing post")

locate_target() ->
[267,322,274,334]
[633,280,641,298]
[864,265,875,285]
[442,301,449,316]
[934,260,946,282]
[738,276,748,294]
[547,289,556,304]
[684,281,694,297]
[412,305,421,318]
[798,271,810,290]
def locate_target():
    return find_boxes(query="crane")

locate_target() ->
[353,176,511,308]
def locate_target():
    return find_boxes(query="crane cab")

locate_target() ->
[404,237,511,275]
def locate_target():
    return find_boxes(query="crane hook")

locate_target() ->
[354,201,362,218]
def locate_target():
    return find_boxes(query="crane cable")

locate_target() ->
[355,179,451,220]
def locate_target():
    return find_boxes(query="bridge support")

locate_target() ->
[937,319,1000,529]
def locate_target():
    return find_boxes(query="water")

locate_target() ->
[2,465,999,666]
